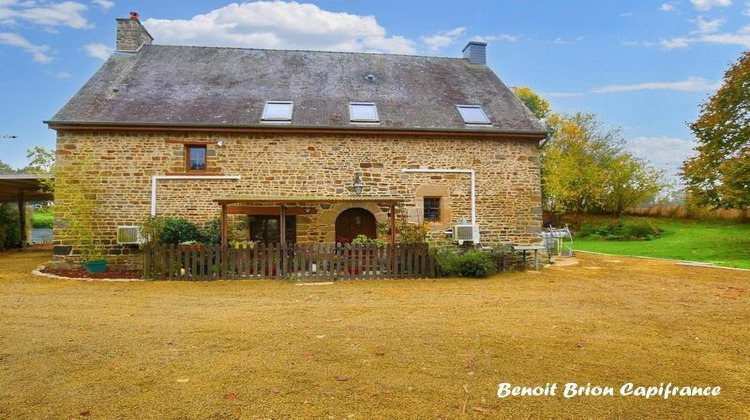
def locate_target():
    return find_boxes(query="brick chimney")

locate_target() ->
[462,41,487,65]
[116,12,153,52]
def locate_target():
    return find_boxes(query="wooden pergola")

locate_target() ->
[0,174,54,246]
[213,196,404,247]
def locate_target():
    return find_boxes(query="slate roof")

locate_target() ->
[47,44,546,136]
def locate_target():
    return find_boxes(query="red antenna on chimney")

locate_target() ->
[130,12,139,20]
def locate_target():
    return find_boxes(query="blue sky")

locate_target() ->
[1,0,748,181]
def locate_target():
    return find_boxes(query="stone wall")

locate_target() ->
[53,130,542,269]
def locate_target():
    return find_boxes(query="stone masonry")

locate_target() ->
[53,130,542,269]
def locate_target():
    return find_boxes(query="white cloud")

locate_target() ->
[690,0,732,11]
[744,1,750,15]
[0,31,52,62]
[660,3,675,11]
[421,27,466,51]
[0,1,92,29]
[83,42,111,60]
[592,76,720,93]
[544,92,583,98]
[694,16,724,33]
[91,0,113,11]
[54,71,71,78]
[661,37,691,48]
[143,1,416,55]
[628,135,698,173]
[471,34,520,43]
[661,26,750,48]
[620,12,634,17]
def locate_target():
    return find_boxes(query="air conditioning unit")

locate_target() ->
[117,226,144,245]
[453,224,480,244]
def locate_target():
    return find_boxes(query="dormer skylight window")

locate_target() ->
[261,101,293,123]
[349,102,379,123]
[456,105,491,125]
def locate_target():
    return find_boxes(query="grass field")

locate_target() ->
[1,249,748,418]
[573,217,750,269]
[31,211,53,229]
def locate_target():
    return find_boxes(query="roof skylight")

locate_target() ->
[456,105,491,125]
[349,102,379,123]
[261,101,293,122]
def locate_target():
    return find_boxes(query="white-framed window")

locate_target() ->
[261,101,294,122]
[456,104,491,125]
[349,102,380,123]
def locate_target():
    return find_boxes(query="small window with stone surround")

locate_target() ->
[186,144,207,171]
[424,197,441,221]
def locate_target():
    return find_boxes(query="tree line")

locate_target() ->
[514,49,749,215]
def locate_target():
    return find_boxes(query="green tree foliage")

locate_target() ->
[682,51,750,209]
[24,146,55,174]
[0,160,17,174]
[542,113,664,214]
[512,86,551,121]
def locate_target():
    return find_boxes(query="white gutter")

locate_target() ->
[150,175,241,216]
[400,168,476,225]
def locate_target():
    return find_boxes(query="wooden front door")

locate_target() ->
[335,208,376,242]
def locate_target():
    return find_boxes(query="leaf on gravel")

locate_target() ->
[176,378,190,383]
[335,375,350,381]
[270,387,281,394]
[473,406,487,413]
[225,392,237,400]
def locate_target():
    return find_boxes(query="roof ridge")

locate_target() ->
[144,43,466,61]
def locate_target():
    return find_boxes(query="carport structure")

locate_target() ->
[0,174,54,246]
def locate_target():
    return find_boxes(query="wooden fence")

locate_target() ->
[143,243,438,281]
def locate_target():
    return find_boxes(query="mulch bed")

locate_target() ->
[41,267,142,279]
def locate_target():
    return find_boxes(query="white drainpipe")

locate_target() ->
[400,168,476,225]
[150,175,242,216]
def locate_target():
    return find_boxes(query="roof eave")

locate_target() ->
[44,120,548,140]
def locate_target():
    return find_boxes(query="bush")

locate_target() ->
[458,251,497,278]
[0,204,21,249]
[159,217,202,245]
[198,219,222,245]
[435,249,497,278]
[578,218,662,241]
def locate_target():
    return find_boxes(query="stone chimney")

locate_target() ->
[462,41,487,65]
[116,12,153,52]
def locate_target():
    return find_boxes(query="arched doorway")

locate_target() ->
[335,208,376,242]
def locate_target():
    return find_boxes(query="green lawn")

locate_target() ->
[573,217,750,269]
[31,211,53,229]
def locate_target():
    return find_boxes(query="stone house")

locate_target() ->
[46,15,547,269]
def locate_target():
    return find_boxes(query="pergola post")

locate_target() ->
[279,205,287,276]
[18,191,27,248]
[220,204,228,247]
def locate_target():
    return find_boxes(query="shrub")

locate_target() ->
[435,249,461,277]
[458,251,497,278]
[198,219,222,245]
[0,204,21,249]
[578,218,662,241]
[351,234,386,247]
[159,217,202,245]
[435,249,497,278]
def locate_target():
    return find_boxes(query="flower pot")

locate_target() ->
[83,259,107,274]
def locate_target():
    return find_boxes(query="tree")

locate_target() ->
[542,113,664,214]
[24,146,55,174]
[682,51,750,209]
[512,86,551,121]
[0,160,17,174]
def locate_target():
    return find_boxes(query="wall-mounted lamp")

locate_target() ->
[216,140,224,147]
[353,173,365,195]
